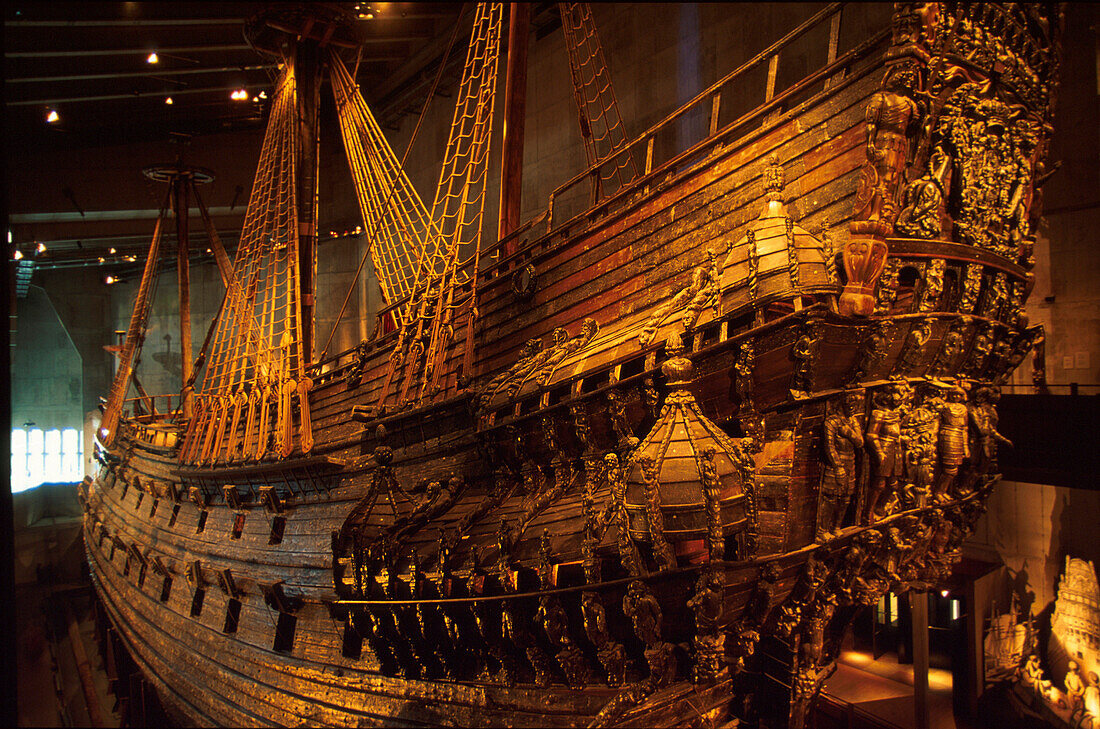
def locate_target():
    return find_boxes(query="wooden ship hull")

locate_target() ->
[81,3,1063,727]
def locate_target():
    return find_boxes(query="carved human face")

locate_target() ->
[844,392,863,416]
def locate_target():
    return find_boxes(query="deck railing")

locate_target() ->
[479,2,890,289]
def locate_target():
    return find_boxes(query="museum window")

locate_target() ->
[274,611,297,653]
[10,427,83,493]
[223,598,241,633]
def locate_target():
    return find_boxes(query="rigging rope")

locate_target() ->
[334,3,502,410]
[559,3,637,195]
[181,56,311,465]
[99,186,172,447]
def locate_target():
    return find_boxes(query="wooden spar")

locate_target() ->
[296,39,322,364]
[192,178,234,289]
[497,2,530,251]
[175,174,192,418]
[99,185,171,446]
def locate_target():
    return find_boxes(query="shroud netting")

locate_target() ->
[335,3,502,409]
[180,57,312,465]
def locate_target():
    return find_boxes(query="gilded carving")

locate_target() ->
[959,264,983,313]
[931,318,966,375]
[932,383,970,502]
[899,384,941,508]
[638,454,676,569]
[864,385,904,523]
[853,320,896,381]
[791,321,821,394]
[817,390,865,541]
[965,322,994,376]
[896,318,933,375]
[852,65,924,233]
[969,385,1011,475]
[895,149,949,240]
[582,591,626,686]
[605,389,639,450]
[638,248,721,348]
[873,258,901,315]
[688,572,724,683]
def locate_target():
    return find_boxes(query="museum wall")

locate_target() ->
[966,481,1100,616]
[10,286,83,433]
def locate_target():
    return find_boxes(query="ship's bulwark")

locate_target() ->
[84,3,1062,727]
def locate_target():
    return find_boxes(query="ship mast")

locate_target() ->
[244,5,360,365]
[497,3,530,248]
[295,38,321,363]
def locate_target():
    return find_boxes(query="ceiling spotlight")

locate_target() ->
[98,257,105,264]
[46,109,59,123]
[109,247,116,254]
[106,275,117,284]
[165,96,174,105]
[147,52,159,64]
[36,242,47,253]
[13,249,23,261]
[258,91,267,99]
[230,89,248,101]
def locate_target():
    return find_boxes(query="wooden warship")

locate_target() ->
[81,3,1063,727]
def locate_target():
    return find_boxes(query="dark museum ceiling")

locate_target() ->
[4,2,471,149]
[2,2,564,278]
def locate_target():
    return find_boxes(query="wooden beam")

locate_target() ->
[174,178,192,418]
[498,2,530,247]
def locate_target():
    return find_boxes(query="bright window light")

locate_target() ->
[10,427,84,493]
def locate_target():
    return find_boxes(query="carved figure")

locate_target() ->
[1021,653,1053,699]
[623,580,662,646]
[688,572,725,683]
[536,318,599,386]
[864,386,903,523]
[638,248,721,347]
[933,385,970,501]
[853,320,895,380]
[897,319,932,374]
[969,386,1011,476]
[817,390,865,540]
[852,65,923,231]
[1065,660,1086,724]
[900,386,940,507]
[582,591,627,687]
[645,641,677,688]
[895,148,948,239]
[1084,672,1100,729]
[932,323,965,375]
[638,453,676,569]
[606,389,639,450]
